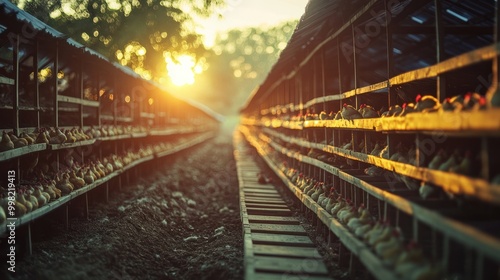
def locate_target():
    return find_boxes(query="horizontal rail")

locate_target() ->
[0,126,214,162]
[244,107,500,134]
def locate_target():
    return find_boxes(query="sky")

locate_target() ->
[194,0,310,47]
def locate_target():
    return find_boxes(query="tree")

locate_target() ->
[169,21,297,115]
[15,0,225,79]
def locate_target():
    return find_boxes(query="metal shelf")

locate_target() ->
[245,107,500,134]
[262,127,500,204]
[47,139,97,151]
[240,126,500,266]
[57,95,99,107]
[0,132,215,236]
[0,143,47,162]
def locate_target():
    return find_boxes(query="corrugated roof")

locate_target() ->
[241,0,495,113]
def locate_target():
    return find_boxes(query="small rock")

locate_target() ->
[183,236,199,242]
[214,226,225,234]
[161,219,168,226]
[42,250,52,257]
[219,206,229,213]
[137,197,151,204]
[172,191,183,198]
[187,199,196,207]
[117,206,126,212]
[213,226,225,237]
[200,214,208,219]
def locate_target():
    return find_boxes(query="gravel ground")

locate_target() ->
[2,120,243,280]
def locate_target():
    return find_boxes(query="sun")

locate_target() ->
[165,54,197,86]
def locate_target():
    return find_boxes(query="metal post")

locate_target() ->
[27,223,32,255]
[13,34,20,135]
[34,40,40,128]
[434,0,446,101]
[54,41,59,128]
[79,52,84,128]
[351,25,358,109]
[486,0,500,105]
[385,0,395,107]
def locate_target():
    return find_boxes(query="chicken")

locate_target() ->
[327,111,335,120]
[303,181,316,195]
[463,92,486,111]
[347,205,373,231]
[398,103,416,116]
[370,142,383,156]
[8,132,28,148]
[71,127,85,141]
[0,131,15,152]
[438,150,459,172]
[419,183,437,199]
[33,186,49,207]
[56,173,74,195]
[379,145,389,159]
[20,132,35,145]
[395,240,425,267]
[449,150,472,176]
[65,129,77,143]
[319,111,328,120]
[414,94,440,112]
[341,103,363,120]
[13,198,27,217]
[316,183,330,205]
[363,220,384,241]
[49,127,67,144]
[42,180,57,200]
[16,189,32,213]
[309,183,323,199]
[330,195,346,216]
[324,190,338,213]
[375,228,404,266]
[367,222,392,247]
[381,105,402,117]
[441,95,464,112]
[354,222,374,238]
[339,202,358,224]
[69,171,86,189]
[336,200,353,220]
[359,104,380,118]
[35,128,49,144]
[334,111,342,120]
[427,149,446,170]
[84,167,96,184]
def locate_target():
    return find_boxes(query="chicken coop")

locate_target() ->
[0,0,220,253]
[239,0,500,279]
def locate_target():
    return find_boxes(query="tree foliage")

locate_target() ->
[15,0,225,78]
[172,21,297,115]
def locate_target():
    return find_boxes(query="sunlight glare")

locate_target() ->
[165,53,197,86]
